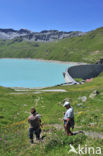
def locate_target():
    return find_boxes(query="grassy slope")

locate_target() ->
[0,27,103,63]
[0,27,103,155]
[0,74,103,156]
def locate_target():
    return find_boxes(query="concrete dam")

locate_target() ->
[63,64,103,84]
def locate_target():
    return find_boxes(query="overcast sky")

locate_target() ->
[0,0,103,32]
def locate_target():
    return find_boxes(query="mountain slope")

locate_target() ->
[0,27,103,63]
[0,28,85,41]
[0,74,103,155]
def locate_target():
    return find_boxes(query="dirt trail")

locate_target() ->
[45,124,103,140]
[10,89,67,95]
[84,131,103,139]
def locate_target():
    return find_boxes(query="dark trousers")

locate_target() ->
[29,128,41,140]
[64,118,74,135]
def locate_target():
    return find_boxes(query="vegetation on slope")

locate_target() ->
[0,74,103,155]
[0,27,103,63]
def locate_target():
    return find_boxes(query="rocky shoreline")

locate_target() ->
[0,57,87,65]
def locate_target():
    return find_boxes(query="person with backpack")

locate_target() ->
[28,108,42,144]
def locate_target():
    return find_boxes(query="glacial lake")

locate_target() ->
[0,59,72,88]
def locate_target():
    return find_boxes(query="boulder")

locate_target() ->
[96,59,103,64]
[78,96,87,102]
[77,103,83,107]
[89,90,99,99]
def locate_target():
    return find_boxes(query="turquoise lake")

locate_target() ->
[0,59,71,88]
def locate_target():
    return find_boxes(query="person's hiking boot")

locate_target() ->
[30,139,34,144]
[36,137,41,141]
[68,132,73,136]
[36,135,40,140]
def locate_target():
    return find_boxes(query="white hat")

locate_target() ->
[63,101,70,107]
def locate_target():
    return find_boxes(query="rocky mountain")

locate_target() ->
[0,27,103,62]
[0,29,32,40]
[0,28,86,42]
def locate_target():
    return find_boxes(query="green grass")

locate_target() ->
[0,74,103,155]
[0,27,103,63]
[0,27,103,155]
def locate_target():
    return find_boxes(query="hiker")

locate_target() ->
[28,108,42,144]
[63,101,74,136]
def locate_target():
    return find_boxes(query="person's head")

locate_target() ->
[63,101,70,109]
[31,108,36,114]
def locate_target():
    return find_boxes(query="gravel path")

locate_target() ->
[10,89,67,94]
[45,124,103,140]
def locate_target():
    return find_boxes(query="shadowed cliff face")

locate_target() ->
[0,28,86,42]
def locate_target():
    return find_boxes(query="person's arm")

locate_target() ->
[36,114,43,127]
[65,117,70,128]
[28,117,30,123]
[38,118,43,127]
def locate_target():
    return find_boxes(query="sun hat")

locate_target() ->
[63,101,70,107]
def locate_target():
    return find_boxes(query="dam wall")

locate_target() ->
[67,64,103,80]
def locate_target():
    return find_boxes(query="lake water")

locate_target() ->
[0,59,71,88]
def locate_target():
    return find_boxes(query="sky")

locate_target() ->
[0,0,103,32]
